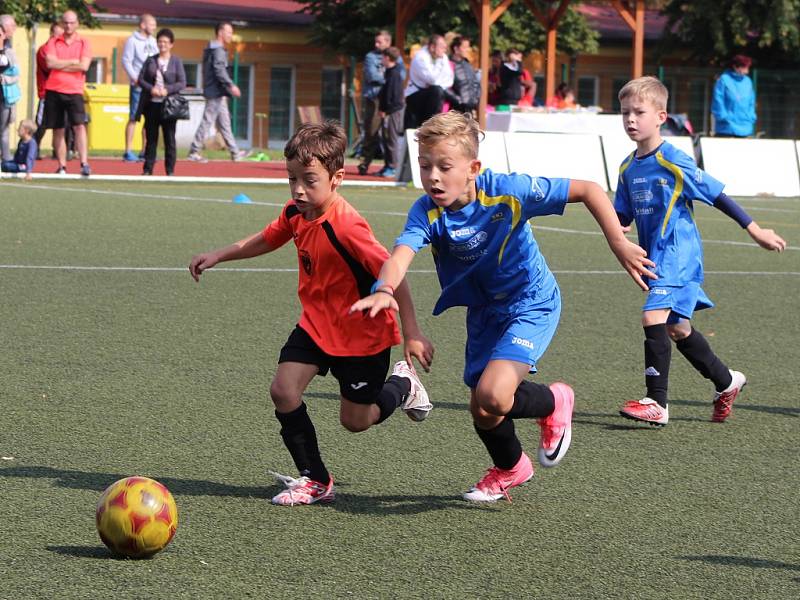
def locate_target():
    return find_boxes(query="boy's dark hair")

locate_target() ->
[156,28,174,43]
[284,121,346,176]
[383,46,401,62]
[215,21,232,35]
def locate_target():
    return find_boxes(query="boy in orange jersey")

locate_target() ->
[189,121,434,506]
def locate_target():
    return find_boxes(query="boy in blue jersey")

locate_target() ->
[350,111,655,502]
[615,77,786,426]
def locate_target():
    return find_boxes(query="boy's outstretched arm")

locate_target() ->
[713,192,787,252]
[189,232,273,281]
[394,278,434,372]
[350,245,416,317]
[568,179,658,291]
[745,221,787,252]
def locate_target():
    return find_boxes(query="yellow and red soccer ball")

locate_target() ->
[96,476,178,558]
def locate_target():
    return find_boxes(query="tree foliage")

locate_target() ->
[302,0,598,58]
[659,0,800,66]
[0,0,101,30]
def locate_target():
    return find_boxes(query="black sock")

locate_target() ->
[506,381,555,419]
[675,328,733,392]
[474,418,522,470]
[644,324,671,408]
[375,375,411,423]
[274,403,330,485]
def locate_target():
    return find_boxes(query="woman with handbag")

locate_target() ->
[137,28,186,175]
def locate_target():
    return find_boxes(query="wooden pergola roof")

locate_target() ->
[395,0,646,127]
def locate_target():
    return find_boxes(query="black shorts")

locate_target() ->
[278,325,390,404]
[42,90,86,130]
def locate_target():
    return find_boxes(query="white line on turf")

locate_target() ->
[1,265,798,276]
[4,183,796,247]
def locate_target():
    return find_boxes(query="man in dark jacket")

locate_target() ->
[445,36,480,114]
[188,21,245,162]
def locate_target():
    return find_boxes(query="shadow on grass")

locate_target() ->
[330,492,496,515]
[303,391,470,412]
[671,399,798,417]
[0,465,271,499]
[679,555,800,572]
[46,545,124,560]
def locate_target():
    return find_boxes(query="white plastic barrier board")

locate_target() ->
[602,135,696,192]
[504,132,609,190]
[699,137,800,197]
[405,129,510,189]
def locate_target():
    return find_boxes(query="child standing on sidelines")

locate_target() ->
[351,111,655,502]
[615,77,786,426]
[189,121,434,506]
[376,46,405,179]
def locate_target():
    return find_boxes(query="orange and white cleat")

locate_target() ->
[712,370,746,423]
[619,397,669,426]
[463,452,534,503]
[537,382,574,468]
[269,471,335,506]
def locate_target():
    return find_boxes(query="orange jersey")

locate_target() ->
[262,196,401,356]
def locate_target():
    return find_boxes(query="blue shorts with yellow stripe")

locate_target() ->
[642,281,714,322]
[463,287,561,388]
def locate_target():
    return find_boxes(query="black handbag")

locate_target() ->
[162,93,190,120]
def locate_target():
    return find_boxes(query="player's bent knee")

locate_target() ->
[340,414,371,433]
[269,380,301,410]
[667,323,691,341]
[473,387,508,417]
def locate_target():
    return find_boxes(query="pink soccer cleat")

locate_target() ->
[270,471,335,506]
[619,398,669,426]
[537,382,574,467]
[463,452,534,503]
[712,370,746,422]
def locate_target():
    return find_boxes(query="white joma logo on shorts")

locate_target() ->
[350,382,367,390]
[512,337,534,349]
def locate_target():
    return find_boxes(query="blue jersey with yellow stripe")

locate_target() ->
[395,169,570,315]
[615,141,724,287]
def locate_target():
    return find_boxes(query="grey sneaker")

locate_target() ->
[187,152,207,163]
[392,361,432,422]
[80,163,91,177]
[231,150,249,162]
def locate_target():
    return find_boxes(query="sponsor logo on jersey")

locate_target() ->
[512,336,534,349]
[632,177,648,184]
[491,212,505,223]
[694,168,704,183]
[632,190,653,203]
[635,207,654,215]
[450,230,488,253]
[650,288,669,295]
[451,226,476,238]
[657,177,669,187]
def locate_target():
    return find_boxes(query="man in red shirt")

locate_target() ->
[43,10,91,176]
[34,22,64,158]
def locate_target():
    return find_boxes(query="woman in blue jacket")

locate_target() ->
[712,55,756,138]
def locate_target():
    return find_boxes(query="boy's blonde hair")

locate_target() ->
[415,111,482,160]
[18,119,36,136]
[618,76,668,111]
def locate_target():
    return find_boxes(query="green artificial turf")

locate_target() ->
[1,179,798,599]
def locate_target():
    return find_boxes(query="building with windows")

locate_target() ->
[13,0,349,150]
